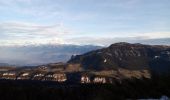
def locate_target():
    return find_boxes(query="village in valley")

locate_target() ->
[0,63,151,84]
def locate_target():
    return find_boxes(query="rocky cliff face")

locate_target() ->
[68,42,170,74]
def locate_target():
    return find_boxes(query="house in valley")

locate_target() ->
[17,72,30,80]
[43,72,54,81]
[43,72,67,82]
[81,74,91,83]
[93,76,106,84]
[32,72,45,80]
[2,72,17,80]
[53,72,67,82]
[38,66,48,71]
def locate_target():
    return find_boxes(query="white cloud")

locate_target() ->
[0,21,70,36]
[0,0,62,19]
[0,21,71,45]
[66,32,170,46]
[0,21,170,46]
[0,38,65,46]
[135,32,170,39]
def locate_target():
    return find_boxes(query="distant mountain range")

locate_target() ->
[0,63,11,66]
[68,42,170,74]
[0,44,102,66]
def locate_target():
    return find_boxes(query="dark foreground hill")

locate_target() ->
[0,76,170,100]
[68,42,170,74]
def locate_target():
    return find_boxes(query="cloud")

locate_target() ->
[0,37,65,46]
[0,20,170,46]
[66,32,170,46]
[0,0,98,24]
[0,21,71,45]
[0,21,170,46]
[0,22,69,36]
[136,32,170,39]
[67,37,170,46]
[0,0,62,20]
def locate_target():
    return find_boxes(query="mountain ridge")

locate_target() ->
[68,42,170,73]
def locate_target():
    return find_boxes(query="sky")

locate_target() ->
[0,0,170,46]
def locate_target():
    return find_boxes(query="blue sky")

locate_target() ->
[0,0,170,46]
